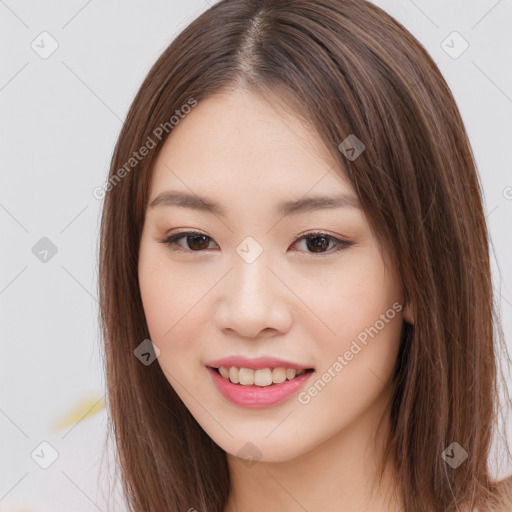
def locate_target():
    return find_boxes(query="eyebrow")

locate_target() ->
[148,190,361,217]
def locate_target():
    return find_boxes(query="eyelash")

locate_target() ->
[158,230,354,256]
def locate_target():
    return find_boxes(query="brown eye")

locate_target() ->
[301,234,332,253]
[292,232,353,254]
[185,234,212,251]
[161,232,217,252]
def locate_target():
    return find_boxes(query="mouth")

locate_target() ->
[206,365,315,408]
[210,365,315,387]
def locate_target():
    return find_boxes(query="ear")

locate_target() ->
[403,301,414,325]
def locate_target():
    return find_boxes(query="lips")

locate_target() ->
[205,356,315,408]
[205,355,313,370]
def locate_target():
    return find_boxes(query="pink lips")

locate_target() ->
[205,355,312,370]
[205,356,314,408]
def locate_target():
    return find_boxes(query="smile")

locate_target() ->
[206,366,315,408]
[216,366,309,386]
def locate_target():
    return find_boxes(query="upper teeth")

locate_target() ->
[218,366,306,386]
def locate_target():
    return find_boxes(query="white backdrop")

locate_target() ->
[1,0,511,510]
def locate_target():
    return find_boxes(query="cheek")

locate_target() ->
[296,253,403,427]
[138,240,215,383]
[298,250,403,350]
[139,235,201,337]
[139,265,199,340]
[139,271,203,390]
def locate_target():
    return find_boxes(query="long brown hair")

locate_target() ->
[97,1,512,510]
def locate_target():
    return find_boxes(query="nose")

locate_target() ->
[214,252,293,339]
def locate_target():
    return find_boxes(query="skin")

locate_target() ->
[138,86,413,512]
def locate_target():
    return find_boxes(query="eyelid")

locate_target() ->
[293,231,353,253]
[158,229,354,255]
[158,230,218,254]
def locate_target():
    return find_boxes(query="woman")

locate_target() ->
[98,1,512,510]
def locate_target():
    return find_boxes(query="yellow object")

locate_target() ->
[52,393,106,431]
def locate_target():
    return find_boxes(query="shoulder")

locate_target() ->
[494,474,512,512]
[467,476,512,512]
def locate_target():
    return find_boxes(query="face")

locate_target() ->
[138,87,409,463]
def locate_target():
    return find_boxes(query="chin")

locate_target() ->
[215,434,314,465]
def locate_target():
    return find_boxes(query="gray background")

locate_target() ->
[1,0,511,510]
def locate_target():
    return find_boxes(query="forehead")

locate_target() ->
[149,87,355,205]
